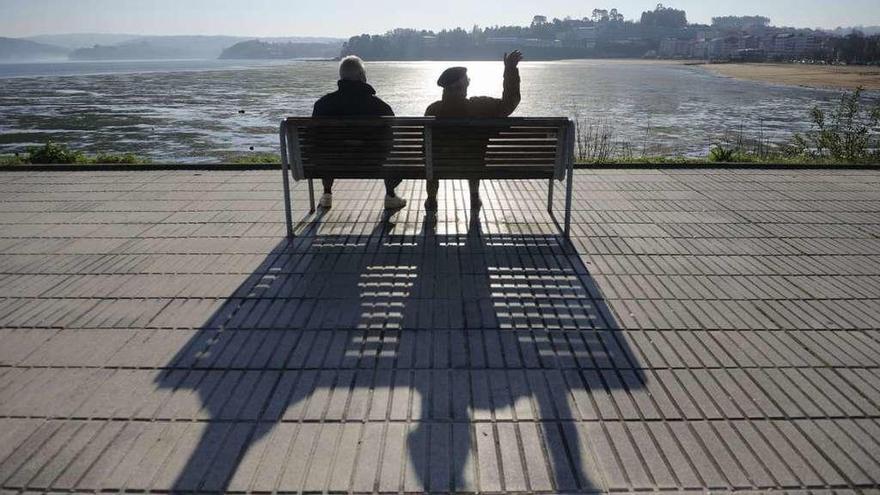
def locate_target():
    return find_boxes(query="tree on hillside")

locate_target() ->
[592,9,609,23]
[591,8,625,24]
[640,4,687,28]
[711,15,771,30]
[830,31,880,64]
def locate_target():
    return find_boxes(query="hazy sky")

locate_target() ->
[2,0,878,38]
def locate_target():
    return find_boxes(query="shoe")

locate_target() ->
[471,195,483,210]
[384,195,407,210]
[424,197,438,212]
[319,193,332,209]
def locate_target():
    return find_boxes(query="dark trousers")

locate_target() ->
[323,178,403,197]
[426,179,481,199]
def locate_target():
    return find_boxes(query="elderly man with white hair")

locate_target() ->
[311,55,406,210]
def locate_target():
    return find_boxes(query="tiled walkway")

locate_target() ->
[0,169,878,494]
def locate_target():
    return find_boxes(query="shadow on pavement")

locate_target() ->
[155,212,646,492]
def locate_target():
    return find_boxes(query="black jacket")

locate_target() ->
[310,80,395,170]
[313,80,394,117]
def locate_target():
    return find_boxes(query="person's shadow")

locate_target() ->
[155,210,646,493]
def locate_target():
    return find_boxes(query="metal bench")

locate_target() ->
[280,117,575,238]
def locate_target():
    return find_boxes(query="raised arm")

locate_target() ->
[499,50,522,116]
[469,50,522,117]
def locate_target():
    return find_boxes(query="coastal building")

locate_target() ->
[571,26,597,49]
[524,38,563,48]
[486,37,526,46]
[486,37,562,48]
[658,29,831,62]
[659,38,692,58]
[768,32,829,59]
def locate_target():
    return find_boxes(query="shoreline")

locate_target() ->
[696,62,880,91]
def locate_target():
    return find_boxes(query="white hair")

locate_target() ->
[339,55,366,82]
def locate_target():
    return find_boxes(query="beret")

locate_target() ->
[437,67,468,88]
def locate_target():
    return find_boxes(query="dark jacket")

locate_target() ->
[310,80,395,171]
[425,66,521,118]
[313,80,394,117]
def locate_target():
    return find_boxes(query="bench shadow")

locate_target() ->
[154,211,646,493]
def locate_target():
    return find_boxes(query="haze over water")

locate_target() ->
[1,59,875,162]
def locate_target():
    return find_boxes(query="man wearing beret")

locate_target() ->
[423,50,524,212]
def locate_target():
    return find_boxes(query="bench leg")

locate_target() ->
[564,161,574,241]
[308,179,316,214]
[547,179,554,214]
[281,157,294,239]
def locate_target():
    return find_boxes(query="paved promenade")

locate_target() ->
[0,168,878,494]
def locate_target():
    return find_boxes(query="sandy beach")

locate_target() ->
[699,63,880,91]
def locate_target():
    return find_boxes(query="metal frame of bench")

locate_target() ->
[280,117,575,239]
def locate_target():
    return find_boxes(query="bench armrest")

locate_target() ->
[280,121,306,181]
[554,121,575,181]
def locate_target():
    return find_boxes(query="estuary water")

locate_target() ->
[0,58,874,162]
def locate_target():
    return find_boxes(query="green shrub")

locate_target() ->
[790,87,880,163]
[8,143,148,165]
[26,142,86,164]
[708,145,737,162]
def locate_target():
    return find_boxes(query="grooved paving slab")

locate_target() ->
[0,169,879,494]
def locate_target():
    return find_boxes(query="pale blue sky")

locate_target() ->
[1,0,878,38]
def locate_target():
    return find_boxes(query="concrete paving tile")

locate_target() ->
[27,421,102,489]
[303,423,342,491]
[645,422,702,489]
[540,422,579,492]
[377,422,406,492]
[807,419,878,485]
[5,421,81,489]
[754,421,825,487]
[326,423,361,492]
[0,419,44,470]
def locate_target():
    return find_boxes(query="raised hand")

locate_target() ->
[504,50,523,69]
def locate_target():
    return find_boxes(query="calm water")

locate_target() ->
[0,59,874,162]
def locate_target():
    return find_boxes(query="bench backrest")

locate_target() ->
[281,117,574,182]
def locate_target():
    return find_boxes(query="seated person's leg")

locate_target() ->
[425,179,439,211]
[385,178,403,197]
[469,179,482,210]
[320,178,334,208]
[384,178,407,210]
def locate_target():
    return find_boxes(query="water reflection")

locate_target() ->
[1,59,875,161]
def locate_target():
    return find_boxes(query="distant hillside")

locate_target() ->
[67,35,344,60]
[220,40,342,59]
[0,37,68,60]
[70,41,180,60]
[70,36,249,60]
[24,33,142,50]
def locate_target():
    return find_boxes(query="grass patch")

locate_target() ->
[227,152,281,164]
[1,142,149,166]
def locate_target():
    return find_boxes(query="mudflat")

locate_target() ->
[700,62,880,90]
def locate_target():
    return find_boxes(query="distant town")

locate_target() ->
[341,6,880,64]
